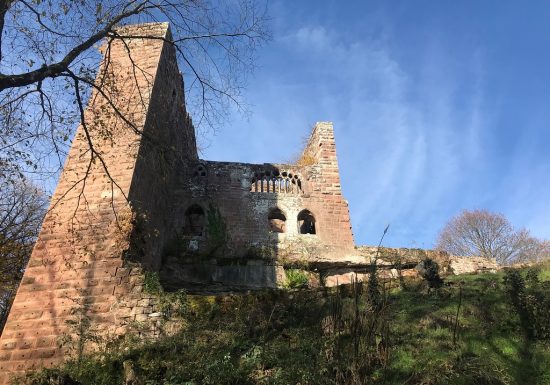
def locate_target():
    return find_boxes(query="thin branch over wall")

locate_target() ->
[0,0,270,184]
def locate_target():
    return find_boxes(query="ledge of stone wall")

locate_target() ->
[306,246,498,287]
[157,246,499,292]
[309,247,450,270]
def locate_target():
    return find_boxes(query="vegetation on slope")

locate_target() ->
[16,263,550,385]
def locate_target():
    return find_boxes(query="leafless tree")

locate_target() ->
[0,176,47,333]
[436,209,550,265]
[0,0,269,339]
[0,0,269,183]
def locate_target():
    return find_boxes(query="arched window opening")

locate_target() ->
[250,169,302,194]
[183,204,205,236]
[268,208,286,233]
[193,164,207,178]
[298,210,316,235]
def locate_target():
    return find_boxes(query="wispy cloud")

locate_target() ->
[205,8,549,247]
[292,26,332,50]
[279,24,493,246]
[206,21,493,246]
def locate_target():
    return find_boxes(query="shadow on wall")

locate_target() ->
[157,162,324,293]
[155,121,354,293]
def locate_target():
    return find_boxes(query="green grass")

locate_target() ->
[17,265,550,385]
[538,260,550,281]
[389,269,549,385]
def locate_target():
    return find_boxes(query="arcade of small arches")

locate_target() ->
[188,164,303,194]
[250,170,302,194]
[181,204,316,237]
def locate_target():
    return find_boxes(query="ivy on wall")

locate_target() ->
[207,203,227,250]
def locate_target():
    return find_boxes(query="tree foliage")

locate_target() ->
[436,209,550,265]
[0,176,47,333]
[0,0,269,181]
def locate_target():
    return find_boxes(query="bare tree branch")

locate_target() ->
[0,176,47,333]
[0,0,17,61]
[0,0,270,202]
[0,1,151,90]
[436,209,550,264]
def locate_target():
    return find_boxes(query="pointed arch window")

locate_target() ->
[297,210,316,234]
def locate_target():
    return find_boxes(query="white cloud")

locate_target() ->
[206,23,495,247]
[283,28,492,246]
[293,26,332,50]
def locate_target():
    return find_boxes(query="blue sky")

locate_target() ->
[201,1,550,248]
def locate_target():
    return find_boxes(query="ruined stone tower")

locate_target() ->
[0,22,197,382]
[0,22,354,382]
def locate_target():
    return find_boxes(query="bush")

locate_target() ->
[503,268,550,340]
[416,259,444,289]
[366,261,381,307]
[284,269,309,288]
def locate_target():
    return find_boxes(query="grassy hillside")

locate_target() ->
[17,263,550,385]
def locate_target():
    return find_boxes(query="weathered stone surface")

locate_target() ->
[311,247,496,286]
[324,272,369,287]
[0,22,193,384]
[311,247,446,270]
[449,255,498,275]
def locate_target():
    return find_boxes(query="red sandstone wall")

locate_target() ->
[126,25,197,270]
[300,122,355,250]
[164,123,354,269]
[0,23,187,383]
[0,22,355,382]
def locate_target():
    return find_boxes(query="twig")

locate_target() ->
[453,282,463,346]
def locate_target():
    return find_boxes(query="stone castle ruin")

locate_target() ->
[0,23,497,382]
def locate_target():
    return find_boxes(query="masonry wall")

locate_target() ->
[305,246,499,287]
[126,24,198,270]
[159,122,356,291]
[0,23,358,381]
[298,122,355,249]
[0,23,189,383]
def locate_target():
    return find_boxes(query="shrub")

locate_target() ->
[143,271,162,294]
[503,268,550,340]
[416,259,444,289]
[284,269,309,288]
[367,262,381,306]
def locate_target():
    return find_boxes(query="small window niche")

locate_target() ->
[183,204,205,236]
[193,164,207,178]
[297,210,316,235]
[268,208,286,233]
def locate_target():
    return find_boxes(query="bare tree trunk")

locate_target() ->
[0,0,17,62]
[0,0,12,62]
